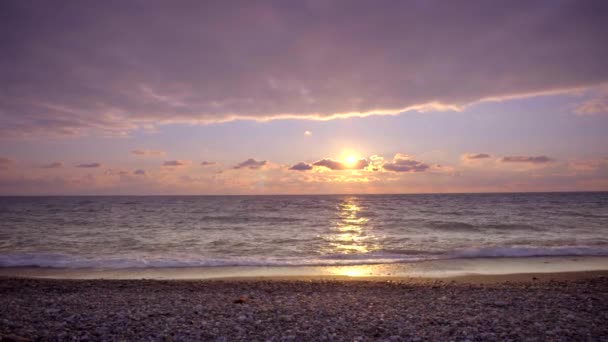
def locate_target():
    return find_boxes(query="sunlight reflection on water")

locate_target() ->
[322,196,379,255]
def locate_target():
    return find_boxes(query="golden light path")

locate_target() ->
[320,196,381,277]
[335,266,372,277]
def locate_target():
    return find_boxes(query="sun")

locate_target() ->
[344,155,358,167]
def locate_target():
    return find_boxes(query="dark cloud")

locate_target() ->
[312,158,369,170]
[131,149,166,156]
[501,155,554,164]
[133,169,146,175]
[40,162,63,168]
[289,162,313,171]
[104,169,129,176]
[233,158,267,170]
[463,153,491,160]
[200,161,216,166]
[1,1,607,137]
[76,163,101,168]
[163,160,191,167]
[383,155,429,172]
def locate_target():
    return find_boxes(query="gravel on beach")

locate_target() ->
[1,275,607,341]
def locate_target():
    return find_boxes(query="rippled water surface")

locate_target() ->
[1,193,607,268]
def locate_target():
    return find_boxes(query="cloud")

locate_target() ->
[233,158,267,170]
[462,153,492,160]
[40,162,63,168]
[2,155,608,195]
[0,157,15,169]
[366,155,385,172]
[312,158,369,171]
[163,160,191,167]
[1,1,607,137]
[575,91,608,115]
[576,97,608,115]
[200,161,216,166]
[131,149,166,156]
[289,162,313,171]
[104,169,129,176]
[383,154,430,172]
[501,155,554,164]
[557,158,608,176]
[75,163,101,168]
[133,169,146,175]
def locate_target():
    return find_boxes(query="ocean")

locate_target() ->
[1,192,607,272]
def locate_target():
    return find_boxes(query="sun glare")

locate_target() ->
[344,155,358,167]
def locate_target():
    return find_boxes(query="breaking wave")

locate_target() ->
[2,246,608,269]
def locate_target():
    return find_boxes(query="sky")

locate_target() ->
[1,0,607,195]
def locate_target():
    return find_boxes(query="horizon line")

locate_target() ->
[1,190,607,197]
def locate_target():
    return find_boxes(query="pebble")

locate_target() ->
[0,277,606,340]
[490,300,508,307]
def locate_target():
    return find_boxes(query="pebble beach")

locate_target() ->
[1,273,607,341]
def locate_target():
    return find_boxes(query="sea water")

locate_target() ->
[1,193,607,272]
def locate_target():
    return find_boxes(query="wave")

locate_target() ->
[1,246,608,269]
[448,246,608,258]
[0,252,421,268]
[426,221,543,232]
[427,221,479,232]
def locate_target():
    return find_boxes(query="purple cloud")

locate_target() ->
[104,169,129,176]
[501,156,554,164]
[133,169,146,175]
[163,160,191,167]
[383,155,429,172]
[1,1,607,137]
[463,153,491,160]
[131,149,166,156]
[200,161,216,166]
[576,96,608,115]
[233,158,267,170]
[40,162,63,168]
[575,86,608,115]
[289,162,313,171]
[312,158,369,171]
[76,163,101,168]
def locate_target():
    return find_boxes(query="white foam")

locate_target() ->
[2,246,608,269]
[0,252,418,268]
[449,246,608,258]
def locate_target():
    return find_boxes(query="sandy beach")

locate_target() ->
[1,271,607,341]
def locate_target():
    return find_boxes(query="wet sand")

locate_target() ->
[1,271,608,341]
[2,256,607,280]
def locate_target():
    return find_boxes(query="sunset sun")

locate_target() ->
[344,155,358,167]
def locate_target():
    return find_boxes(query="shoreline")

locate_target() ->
[205,270,608,284]
[3,269,608,285]
[2,255,607,280]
